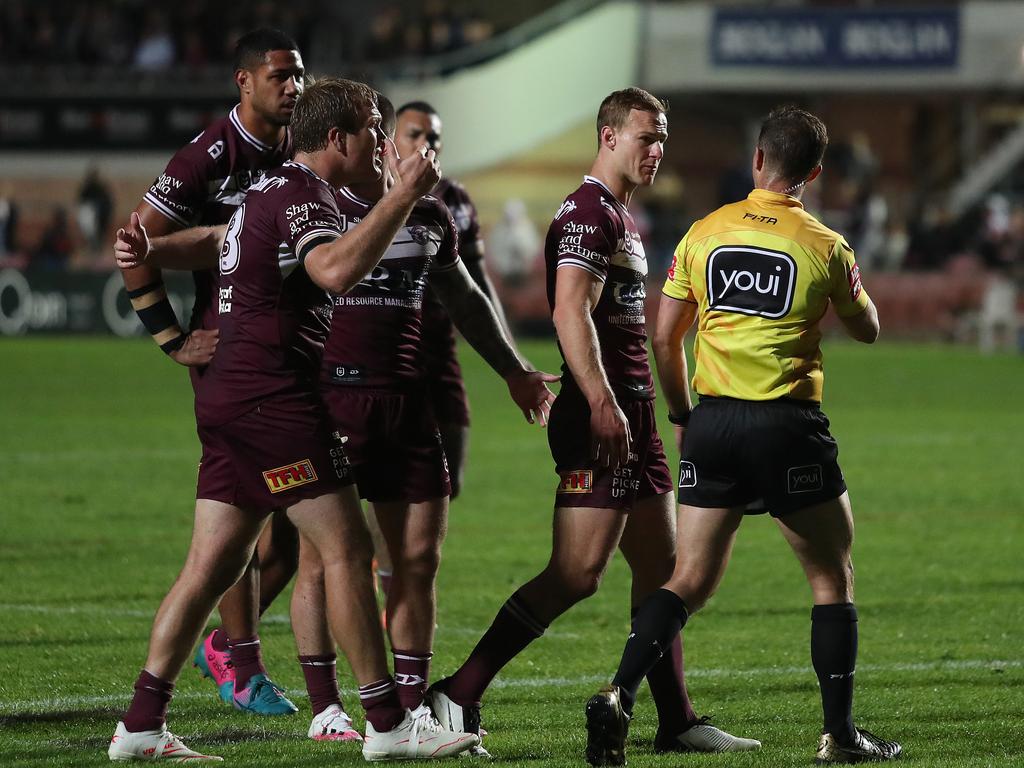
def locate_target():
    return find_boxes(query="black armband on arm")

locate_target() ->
[667,411,690,427]
[127,280,186,353]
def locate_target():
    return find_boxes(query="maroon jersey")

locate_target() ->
[545,175,654,400]
[322,187,460,389]
[195,160,340,427]
[420,178,484,368]
[143,105,293,332]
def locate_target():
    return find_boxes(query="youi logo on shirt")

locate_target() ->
[706,246,796,318]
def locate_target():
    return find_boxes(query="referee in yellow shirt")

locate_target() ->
[585,107,900,765]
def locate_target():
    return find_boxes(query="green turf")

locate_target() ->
[1,337,1022,766]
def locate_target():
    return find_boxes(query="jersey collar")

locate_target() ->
[748,188,805,209]
[229,104,275,152]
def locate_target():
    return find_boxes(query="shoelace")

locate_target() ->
[411,706,444,736]
[323,711,354,733]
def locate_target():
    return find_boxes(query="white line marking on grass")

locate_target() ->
[1,659,1018,715]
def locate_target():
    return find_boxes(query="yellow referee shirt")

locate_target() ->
[663,189,869,402]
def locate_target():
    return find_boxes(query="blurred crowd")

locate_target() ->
[0,0,498,72]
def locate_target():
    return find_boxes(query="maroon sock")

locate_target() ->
[210,628,228,653]
[359,677,405,732]
[447,590,547,705]
[646,632,698,733]
[299,654,341,716]
[122,670,174,733]
[227,635,265,692]
[393,649,432,710]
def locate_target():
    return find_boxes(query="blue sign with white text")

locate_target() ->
[711,8,959,69]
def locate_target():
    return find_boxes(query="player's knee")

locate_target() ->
[561,565,605,602]
[671,567,717,611]
[395,543,442,581]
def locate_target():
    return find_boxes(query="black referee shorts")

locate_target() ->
[677,396,847,517]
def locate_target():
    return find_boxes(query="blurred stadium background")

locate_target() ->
[1,0,1022,350]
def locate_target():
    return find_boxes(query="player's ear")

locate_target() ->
[805,164,823,185]
[600,125,616,151]
[235,68,250,95]
[327,127,346,155]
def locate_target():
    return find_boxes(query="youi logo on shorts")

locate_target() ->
[706,246,796,318]
[787,464,823,494]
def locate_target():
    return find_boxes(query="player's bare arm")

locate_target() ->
[116,212,226,271]
[431,261,558,426]
[305,142,439,293]
[652,294,697,453]
[551,265,631,468]
[115,202,217,366]
[463,255,514,340]
[838,298,880,344]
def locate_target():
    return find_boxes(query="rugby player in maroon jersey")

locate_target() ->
[394,101,512,502]
[292,96,554,751]
[356,102,514,617]
[108,78,481,762]
[426,89,759,758]
[114,28,304,716]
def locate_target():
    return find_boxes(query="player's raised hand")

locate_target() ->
[590,397,632,469]
[169,328,219,367]
[387,137,440,198]
[114,211,150,269]
[505,369,559,426]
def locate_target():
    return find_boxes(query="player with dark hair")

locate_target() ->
[427,88,758,757]
[290,92,556,741]
[395,99,512,499]
[107,77,481,762]
[353,100,512,618]
[584,106,901,765]
[114,26,304,717]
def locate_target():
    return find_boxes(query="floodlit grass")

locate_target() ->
[1,337,1022,766]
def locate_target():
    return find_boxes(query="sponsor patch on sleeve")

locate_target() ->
[847,262,862,302]
[263,459,319,493]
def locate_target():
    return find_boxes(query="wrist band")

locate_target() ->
[127,280,185,354]
[667,411,690,427]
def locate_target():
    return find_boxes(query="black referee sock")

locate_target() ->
[811,602,858,745]
[611,589,689,715]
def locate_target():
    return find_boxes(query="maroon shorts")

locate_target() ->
[322,386,451,504]
[196,395,353,513]
[421,307,471,427]
[548,392,674,511]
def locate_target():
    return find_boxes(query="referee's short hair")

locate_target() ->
[596,87,668,143]
[757,106,828,187]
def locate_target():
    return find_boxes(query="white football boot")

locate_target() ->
[108,721,223,762]
[308,703,362,742]
[362,703,479,761]
[428,682,491,758]
[655,715,762,753]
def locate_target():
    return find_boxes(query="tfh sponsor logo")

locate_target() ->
[706,245,796,318]
[263,459,319,493]
[678,461,697,488]
[787,464,823,494]
[558,469,593,494]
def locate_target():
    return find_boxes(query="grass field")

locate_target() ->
[1,337,1022,767]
